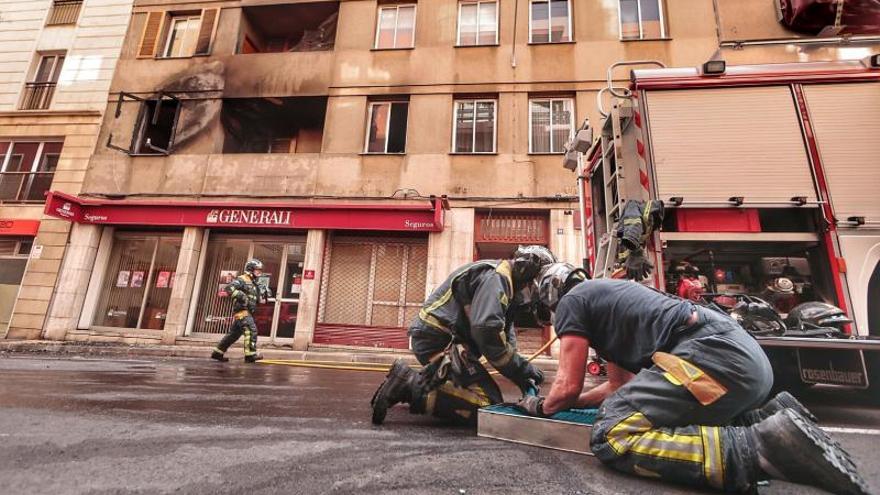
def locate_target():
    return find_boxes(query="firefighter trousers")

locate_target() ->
[410,325,504,424]
[590,307,774,492]
[215,313,258,357]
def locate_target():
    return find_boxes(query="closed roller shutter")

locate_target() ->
[645,86,817,204]
[803,83,880,223]
[315,235,428,349]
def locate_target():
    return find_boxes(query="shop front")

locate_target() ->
[42,191,446,348]
[0,219,39,335]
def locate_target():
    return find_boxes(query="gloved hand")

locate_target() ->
[508,395,547,417]
[623,249,653,280]
[525,362,545,386]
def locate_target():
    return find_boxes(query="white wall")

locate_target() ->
[0,0,133,112]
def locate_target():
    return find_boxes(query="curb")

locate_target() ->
[0,340,559,371]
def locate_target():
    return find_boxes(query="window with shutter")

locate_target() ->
[194,8,219,55]
[137,12,165,58]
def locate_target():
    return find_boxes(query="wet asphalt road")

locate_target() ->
[0,355,877,495]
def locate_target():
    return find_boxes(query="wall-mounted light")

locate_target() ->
[573,128,593,153]
[562,150,579,171]
[728,196,744,206]
[702,60,727,76]
[669,197,684,207]
[868,54,880,69]
[791,196,807,206]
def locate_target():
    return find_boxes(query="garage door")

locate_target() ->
[645,86,817,204]
[802,82,880,223]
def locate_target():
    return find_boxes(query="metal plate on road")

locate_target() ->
[797,348,868,388]
[477,405,595,455]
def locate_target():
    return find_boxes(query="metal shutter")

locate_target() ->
[803,82,880,223]
[645,86,817,204]
[315,235,428,349]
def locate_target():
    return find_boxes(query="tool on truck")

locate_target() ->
[565,58,880,395]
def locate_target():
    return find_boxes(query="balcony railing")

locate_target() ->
[46,0,83,26]
[0,172,55,203]
[19,82,57,110]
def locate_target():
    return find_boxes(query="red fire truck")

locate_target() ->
[572,58,880,394]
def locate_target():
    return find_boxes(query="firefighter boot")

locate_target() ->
[211,350,229,362]
[371,359,419,425]
[244,353,264,363]
[736,391,817,425]
[751,409,870,495]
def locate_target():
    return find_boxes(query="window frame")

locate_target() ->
[528,0,573,44]
[528,97,575,154]
[106,92,182,156]
[617,0,667,41]
[456,0,499,47]
[0,139,64,204]
[364,100,409,154]
[374,4,418,49]
[161,13,202,58]
[452,98,497,154]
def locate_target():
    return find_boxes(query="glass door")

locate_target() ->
[276,243,306,339]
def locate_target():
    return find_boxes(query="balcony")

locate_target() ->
[238,2,339,54]
[46,0,83,26]
[222,97,327,154]
[19,82,57,110]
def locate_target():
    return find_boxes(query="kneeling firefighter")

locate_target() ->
[211,259,272,363]
[370,245,556,425]
[512,263,868,494]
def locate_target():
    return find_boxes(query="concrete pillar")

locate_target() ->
[43,223,103,340]
[162,227,205,344]
[426,207,474,294]
[292,229,326,351]
[548,209,584,267]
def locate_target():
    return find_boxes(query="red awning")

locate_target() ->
[43,191,447,233]
[0,219,40,237]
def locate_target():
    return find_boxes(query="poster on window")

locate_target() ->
[218,270,238,296]
[155,271,171,288]
[131,271,145,288]
[116,270,130,288]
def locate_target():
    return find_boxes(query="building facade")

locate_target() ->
[0,0,134,338]
[9,0,879,350]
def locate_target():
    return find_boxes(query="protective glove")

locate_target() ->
[508,395,547,417]
[525,362,545,386]
[623,249,653,280]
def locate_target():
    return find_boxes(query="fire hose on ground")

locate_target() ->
[259,335,560,376]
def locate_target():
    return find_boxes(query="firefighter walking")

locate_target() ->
[211,259,270,363]
[513,264,868,495]
[370,245,556,425]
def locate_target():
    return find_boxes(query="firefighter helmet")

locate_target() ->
[511,245,556,287]
[786,301,852,331]
[534,262,588,325]
[730,296,786,336]
[244,258,263,274]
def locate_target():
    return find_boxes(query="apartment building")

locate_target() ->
[19,0,880,351]
[0,0,133,338]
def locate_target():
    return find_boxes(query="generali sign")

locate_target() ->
[206,209,292,226]
[44,191,446,233]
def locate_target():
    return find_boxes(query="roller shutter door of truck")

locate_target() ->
[802,83,880,223]
[645,86,817,204]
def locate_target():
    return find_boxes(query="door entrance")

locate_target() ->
[0,238,31,335]
[191,233,306,342]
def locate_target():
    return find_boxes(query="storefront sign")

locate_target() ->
[43,191,446,233]
[30,245,43,259]
[0,219,40,237]
[303,270,315,280]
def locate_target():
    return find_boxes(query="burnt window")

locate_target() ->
[106,93,181,156]
[365,100,408,154]
[221,97,326,154]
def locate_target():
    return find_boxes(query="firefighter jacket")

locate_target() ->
[415,260,532,385]
[617,199,665,252]
[225,273,261,314]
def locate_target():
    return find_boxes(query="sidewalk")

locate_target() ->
[0,340,559,371]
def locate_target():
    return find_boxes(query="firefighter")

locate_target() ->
[613,199,664,281]
[370,245,556,425]
[512,263,868,495]
[211,259,271,363]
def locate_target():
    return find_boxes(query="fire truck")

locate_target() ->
[569,58,880,394]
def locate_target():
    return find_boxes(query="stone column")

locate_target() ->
[426,207,474,294]
[42,223,103,340]
[292,229,326,351]
[162,227,205,344]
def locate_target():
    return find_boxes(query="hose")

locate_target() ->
[261,335,559,374]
